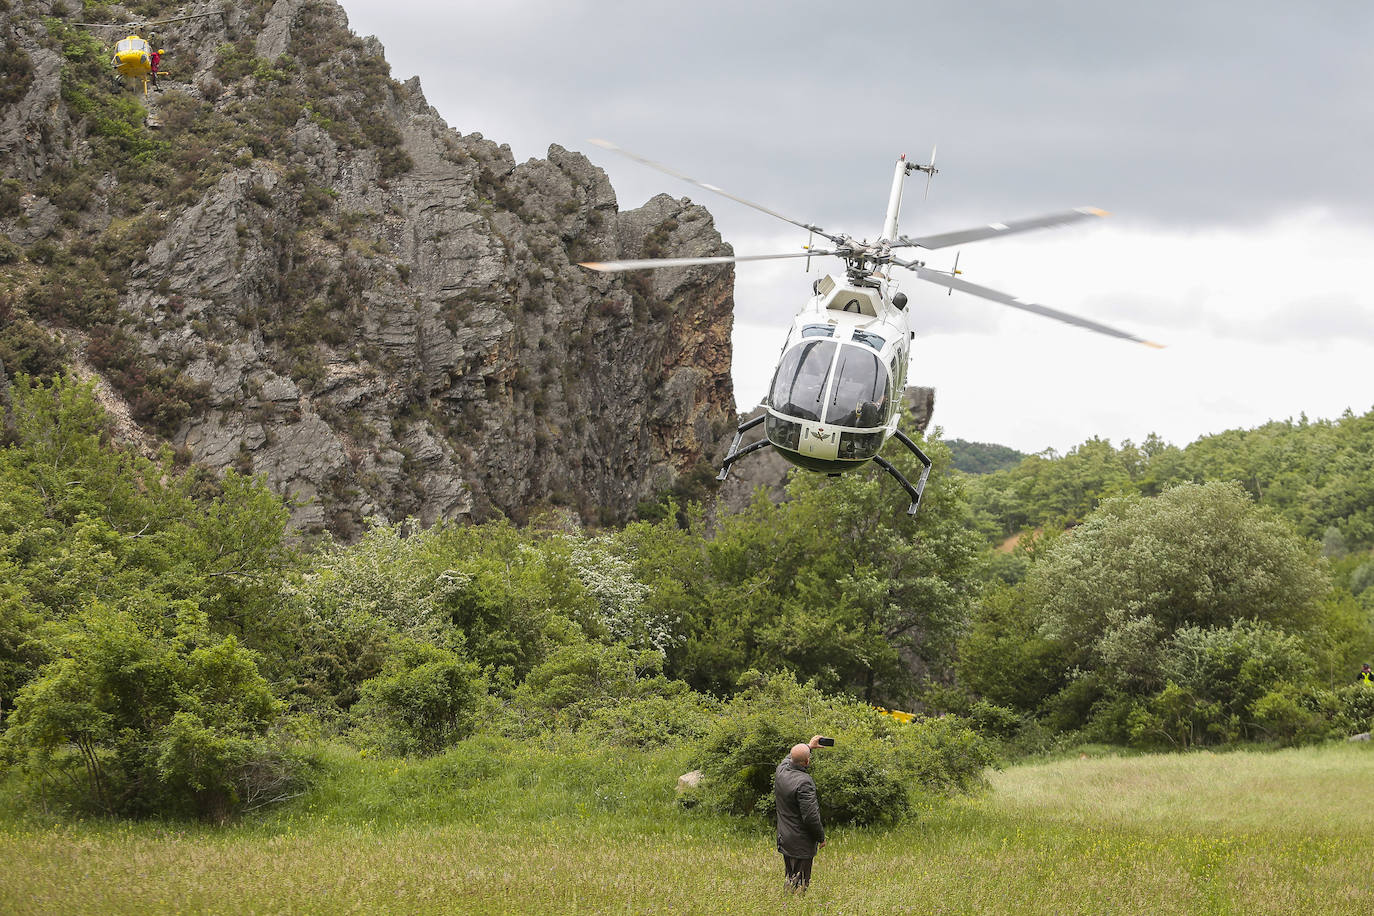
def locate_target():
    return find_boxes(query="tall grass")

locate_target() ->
[4,740,1374,914]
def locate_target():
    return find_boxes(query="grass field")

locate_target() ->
[4,739,1374,914]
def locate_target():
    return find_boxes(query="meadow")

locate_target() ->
[4,739,1374,915]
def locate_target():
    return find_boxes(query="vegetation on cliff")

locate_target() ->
[2,0,736,536]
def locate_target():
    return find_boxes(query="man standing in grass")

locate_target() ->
[774,736,826,891]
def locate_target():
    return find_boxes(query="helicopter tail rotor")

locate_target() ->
[922,145,937,201]
[947,250,960,296]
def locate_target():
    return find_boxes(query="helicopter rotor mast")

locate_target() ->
[882,149,938,246]
[881,154,911,243]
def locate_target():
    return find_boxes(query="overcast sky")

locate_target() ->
[340,0,1374,454]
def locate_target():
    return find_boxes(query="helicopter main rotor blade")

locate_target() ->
[906,264,1164,348]
[580,250,834,273]
[144,12,224,27]
[893,207,1108,251]
[63,11,221,30]
[588,139,843,244]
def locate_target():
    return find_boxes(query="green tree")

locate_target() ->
[3,607,285,820]
[962,482,1334,739]
[1033,482,1327,673]
[623,437,982,705]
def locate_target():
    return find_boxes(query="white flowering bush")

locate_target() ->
[567,536,676,655]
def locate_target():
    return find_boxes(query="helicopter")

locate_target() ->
[64,11,222,95]
[579,141,1162,516]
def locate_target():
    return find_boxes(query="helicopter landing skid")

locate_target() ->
[717,415,933,517]
[868,431,934,516]
[873,429,933,516]
[716,414,767,481]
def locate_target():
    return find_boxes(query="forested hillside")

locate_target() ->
[946,438,1026,474]
[963,413,1374,556]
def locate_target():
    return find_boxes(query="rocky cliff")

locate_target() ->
[0,0,736,534]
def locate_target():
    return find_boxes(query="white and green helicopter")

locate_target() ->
[581,141,1161,516]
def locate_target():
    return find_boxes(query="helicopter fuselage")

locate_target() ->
[763,274,911,474]
[112,35,154,79]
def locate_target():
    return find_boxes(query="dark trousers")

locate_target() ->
[783,854,813,890]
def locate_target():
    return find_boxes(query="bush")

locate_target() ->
[1351,562,1374,598]
[1118,621,1320,749]
[577,693,716,749]
[692,671,992,826]
[85,323,210,435]
[0,320,67,381]
[2,608,288,821]
[353,638,484,756]
[1334,683,1374,735]
[509,641,709,747]
[1249,683,1328,746]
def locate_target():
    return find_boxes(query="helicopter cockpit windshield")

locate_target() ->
[768,340,892,430]
[769,339,835,422]
[825,346,890,428]
[116,37,149,54]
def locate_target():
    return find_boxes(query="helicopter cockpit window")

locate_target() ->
[824,345,891,429]
[800,325,833,338]
[768,340,836,423]
[851,329,886,353]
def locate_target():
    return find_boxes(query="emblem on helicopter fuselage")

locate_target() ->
[799,422,839,460]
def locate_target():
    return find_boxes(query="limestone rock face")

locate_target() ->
[0,0,736,535]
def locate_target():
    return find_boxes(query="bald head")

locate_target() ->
[789,743,811,767]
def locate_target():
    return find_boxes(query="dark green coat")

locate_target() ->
[774,756,825,857]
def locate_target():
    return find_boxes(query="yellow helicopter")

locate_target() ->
[67,12,221,96]
[110,35,163,95]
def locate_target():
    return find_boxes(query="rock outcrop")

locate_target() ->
[0,0,736,534]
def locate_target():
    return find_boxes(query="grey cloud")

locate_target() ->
[1207,296,1374,342]
[341,0,1374,237]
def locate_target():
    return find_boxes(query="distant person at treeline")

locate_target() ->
[1359,664,1373,684]
[774,736,826,892]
